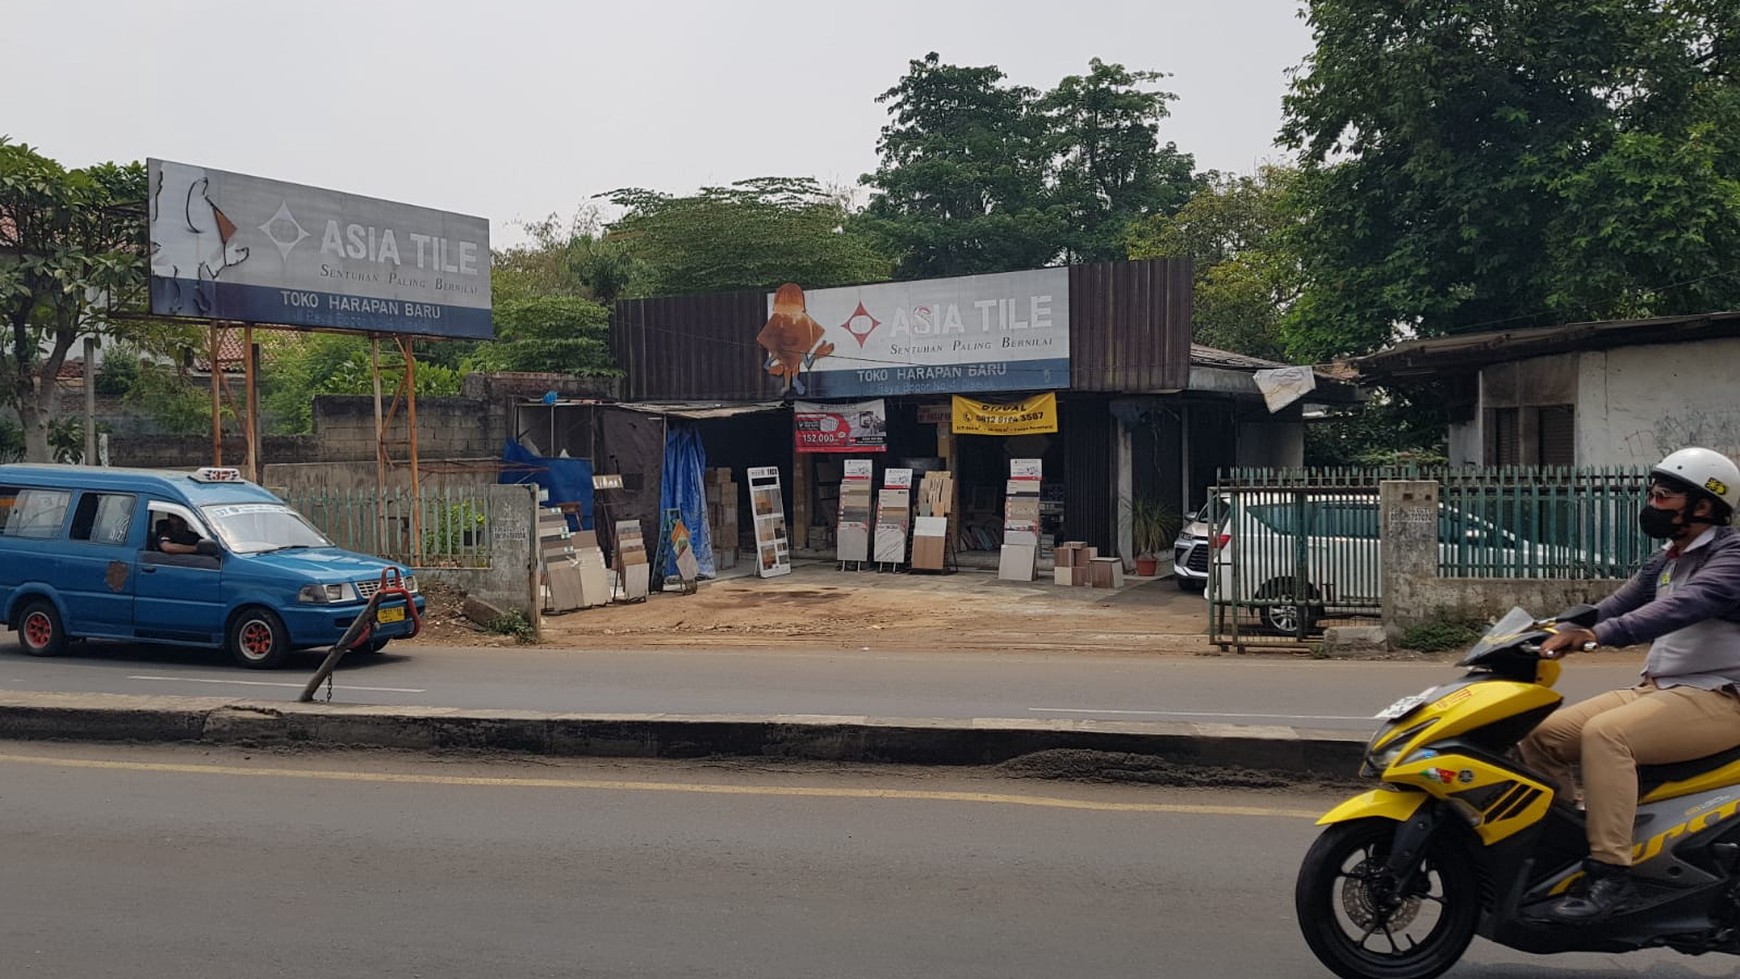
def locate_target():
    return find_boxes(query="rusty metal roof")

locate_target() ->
[1355,311,1740,379]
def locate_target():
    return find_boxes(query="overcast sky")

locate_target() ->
[13,0,1312,245]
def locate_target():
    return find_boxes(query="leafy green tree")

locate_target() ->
[605,178,891,295]
[860,54,1204,276]
[494,206,636,305]
[1043,58,1200,262]
[0,138,152,460]
[261,333,459,434]
[858,53,1063,277]
[1280,0,1740,361]
[463,296,619,375]
[1128,165,1299,359]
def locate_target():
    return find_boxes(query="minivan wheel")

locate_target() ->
[228,607,290,669]
[17,599,66,657]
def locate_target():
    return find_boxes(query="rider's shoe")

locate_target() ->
[1537,860,1638,923]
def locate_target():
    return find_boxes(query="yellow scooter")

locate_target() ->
[1296,606,1740,979]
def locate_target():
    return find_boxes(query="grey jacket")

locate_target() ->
[1595,526,1740,681]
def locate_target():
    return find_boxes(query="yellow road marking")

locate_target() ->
[0,752,1321,819]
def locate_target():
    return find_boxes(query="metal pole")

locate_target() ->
[209,324,222,466]
[83,336,97,466]
[401,337,422,566]
[244,325,258,482]
[372,338,387,553]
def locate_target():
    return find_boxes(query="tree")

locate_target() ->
[494,206,636,305]
[1128,165,1300,359]
[1043,58,1199,263]
[1280,0,1740,362]
[606,178,891,296]
[463,296,619,375]
[858,53,1063,278]
[0,139,151,461]
[260,334,460,435]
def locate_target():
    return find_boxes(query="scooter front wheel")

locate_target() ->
[1295,817,1479,979]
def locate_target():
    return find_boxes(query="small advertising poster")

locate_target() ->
[951,393,1059,436]
[793,399,888,453]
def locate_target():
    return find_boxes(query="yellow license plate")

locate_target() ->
[376,606,406,624]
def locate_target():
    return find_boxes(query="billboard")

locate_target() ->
[147,159,491,339]
[758,268,1069,398]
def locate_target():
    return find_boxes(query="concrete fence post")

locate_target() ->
[1380,480,1439,641]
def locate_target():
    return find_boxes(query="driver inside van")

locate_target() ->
[155,513,202,554]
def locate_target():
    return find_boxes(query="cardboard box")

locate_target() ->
[1053,543,1082,568]
[1053,566,1074,587]
[1089,557,1125,589]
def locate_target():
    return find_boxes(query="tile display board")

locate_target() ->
[748,466,792,578]
[836,458,874,565]
[910,470,954,570]
[614,518,650,601]
[999,458,1042,581]
[874,467,913,566]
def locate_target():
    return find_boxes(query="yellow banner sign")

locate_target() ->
[951,393,1059,435]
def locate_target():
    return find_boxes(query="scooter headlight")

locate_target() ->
[1365,720,1435,775]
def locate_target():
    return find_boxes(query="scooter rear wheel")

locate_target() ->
[1295,817,1479,979]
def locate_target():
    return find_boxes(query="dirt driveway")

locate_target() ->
[415,562,1216,655]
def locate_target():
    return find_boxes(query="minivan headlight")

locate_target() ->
[298,582,358,604]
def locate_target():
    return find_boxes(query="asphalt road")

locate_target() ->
[0,633,1647,732]
[0,741,1725,978]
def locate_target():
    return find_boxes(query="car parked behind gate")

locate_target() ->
[0,464,423,668]
[1210,493,1590,634]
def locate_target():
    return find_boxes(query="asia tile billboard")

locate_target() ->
[147,159,491,339]
[757,268,1069,398]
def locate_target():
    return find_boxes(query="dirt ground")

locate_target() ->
[411,562,1218,654]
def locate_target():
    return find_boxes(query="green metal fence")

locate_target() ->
[280,486,493,569]
[1206,466,1654,646]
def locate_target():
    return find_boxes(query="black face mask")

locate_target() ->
[1639,504,1682,540]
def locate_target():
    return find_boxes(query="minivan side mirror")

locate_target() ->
[195,539,220,557]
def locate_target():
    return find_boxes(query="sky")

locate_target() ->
[11,0,1314,246]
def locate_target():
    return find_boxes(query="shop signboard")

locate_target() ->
[760,268,1068,398]
[793,399,887,453]
[951,393,1060,436]
[147,159,492,339]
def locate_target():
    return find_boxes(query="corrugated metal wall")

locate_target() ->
[1068,259,1193,393]
[611,259,1193,402]
[611,291,776,401]
[1061,394,1116,549]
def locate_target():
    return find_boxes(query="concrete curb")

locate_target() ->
[0,692,1368,774]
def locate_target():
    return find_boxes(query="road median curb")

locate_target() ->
[0,692,1368,773]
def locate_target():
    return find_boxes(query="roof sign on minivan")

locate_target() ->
[192,467,245,482]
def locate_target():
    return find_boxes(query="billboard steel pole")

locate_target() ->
[400,336,423,567]
[209,324,222,466]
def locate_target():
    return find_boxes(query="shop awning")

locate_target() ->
[597,401,789,420]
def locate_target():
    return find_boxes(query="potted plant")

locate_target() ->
[1129,498,1181,578]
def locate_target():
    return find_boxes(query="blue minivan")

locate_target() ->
[0,464,424,668]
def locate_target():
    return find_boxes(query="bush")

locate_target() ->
[424,500,487,557]
[1399,617,1488,653]
[485,609,536,643]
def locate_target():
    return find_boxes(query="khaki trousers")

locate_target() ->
[1518,682,1740,866]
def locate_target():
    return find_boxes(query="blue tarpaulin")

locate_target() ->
[499,440,595,529]
[660,422,715,579]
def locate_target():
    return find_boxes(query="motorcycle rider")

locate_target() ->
[1519,446,1740,923]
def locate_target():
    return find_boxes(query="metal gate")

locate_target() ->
[1207,478,1384,650]
[1206,465,1651,652]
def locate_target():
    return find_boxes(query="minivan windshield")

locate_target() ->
[200,502,333,554]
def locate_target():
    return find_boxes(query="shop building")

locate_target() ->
[599,259,1343,569]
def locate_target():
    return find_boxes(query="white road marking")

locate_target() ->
[1028,706,1373,722]
[127,675,427,694]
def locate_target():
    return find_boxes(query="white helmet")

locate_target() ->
[1653,447,1740,510]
